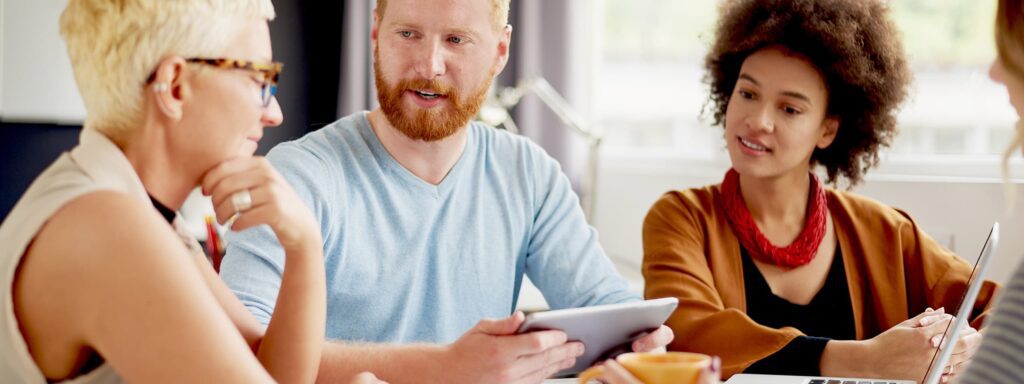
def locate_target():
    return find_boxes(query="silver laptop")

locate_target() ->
[727,222,1000,384]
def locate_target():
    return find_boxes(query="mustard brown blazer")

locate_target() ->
[642,185,999,378]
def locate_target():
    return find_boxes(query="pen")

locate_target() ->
[204,215,223,271]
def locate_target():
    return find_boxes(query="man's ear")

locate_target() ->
[493,24,513,75]
[371,9,381,51]
[817,117,840,149]
[150,56,187,121]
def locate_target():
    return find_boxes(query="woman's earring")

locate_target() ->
[151,82,179,118]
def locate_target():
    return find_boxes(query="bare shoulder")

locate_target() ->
[27,190,186,273]
[18,191,271,382]
[18,190,203,332]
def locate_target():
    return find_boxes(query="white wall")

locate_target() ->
[0,0,85,123]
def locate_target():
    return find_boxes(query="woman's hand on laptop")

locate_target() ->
[915,308,982,383]
[919,317,981,383]
[821,307,954,380]
[944,325,981,382]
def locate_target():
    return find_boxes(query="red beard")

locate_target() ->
[373,49,492,141]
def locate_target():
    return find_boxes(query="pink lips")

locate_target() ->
[737,136,771,156]
[407,90,448,108]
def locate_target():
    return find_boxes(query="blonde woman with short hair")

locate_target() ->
[956,1,1024,382]
[0,1,376,383]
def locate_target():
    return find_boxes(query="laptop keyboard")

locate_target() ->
[808,380,899,384]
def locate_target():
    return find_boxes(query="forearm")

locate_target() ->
[819,340,867,378]
[317,341,454,384]
[257,242,327,384]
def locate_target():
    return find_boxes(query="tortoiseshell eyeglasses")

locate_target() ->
[186,58,283,108]
[146,57,284,108]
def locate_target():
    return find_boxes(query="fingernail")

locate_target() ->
[564,357,576,369]
[577,344,586,356]
[932,335,942,347]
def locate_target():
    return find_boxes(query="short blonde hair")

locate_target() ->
[375,0,510,31]
[60,0,275,144]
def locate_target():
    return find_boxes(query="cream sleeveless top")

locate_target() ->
[0,128,153,383]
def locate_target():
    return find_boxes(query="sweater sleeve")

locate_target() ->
[897,209,999,329]
[642,191,804,378]
[220,142,337,325]
[744,336,830,376]
[523,141,640,310]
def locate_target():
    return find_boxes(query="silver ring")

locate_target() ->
[230,190,253,212]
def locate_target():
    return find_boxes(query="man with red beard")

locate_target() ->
[219,0,673,382]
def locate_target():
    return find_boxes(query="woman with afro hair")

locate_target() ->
[642,0,999,381]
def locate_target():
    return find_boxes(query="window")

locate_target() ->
[592,0,1018,176]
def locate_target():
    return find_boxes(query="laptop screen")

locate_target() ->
[920,222,999,384]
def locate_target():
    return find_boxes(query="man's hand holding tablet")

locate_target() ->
[516,298,679,376]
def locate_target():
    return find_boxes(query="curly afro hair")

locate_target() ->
[704,0,911,185]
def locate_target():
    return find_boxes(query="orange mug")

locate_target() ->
[578,352,712,384]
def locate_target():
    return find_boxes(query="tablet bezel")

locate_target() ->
[516,297,679,376]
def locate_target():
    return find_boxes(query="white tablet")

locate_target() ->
[516,297,679,376]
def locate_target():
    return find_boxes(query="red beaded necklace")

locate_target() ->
[719,168,827,268]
